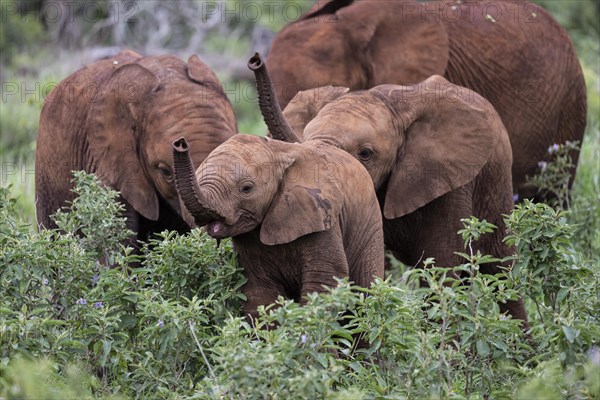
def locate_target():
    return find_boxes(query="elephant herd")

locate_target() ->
[36,0,587,328]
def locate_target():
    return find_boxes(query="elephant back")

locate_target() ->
[441,0,587,199]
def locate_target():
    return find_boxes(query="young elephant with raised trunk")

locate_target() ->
[172,135,384,318]
[248,54,528,327]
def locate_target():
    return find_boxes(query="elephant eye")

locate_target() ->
[158,166,173,180]
[358,147,374,161]
[239,183,254,194]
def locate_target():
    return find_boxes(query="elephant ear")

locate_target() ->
[299,0,355,21]
[86,63,161,220]
[340,1,449,85]
[186,54,221,86]
[113,48,143,63]
[373,76,495,219]
[282,86,350,139]
[260,155,342,246]
[186,55,237,130]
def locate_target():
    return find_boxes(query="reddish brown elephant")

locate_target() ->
[250,53,528,326]
[267,0,587,202]
[35,49,236,242]
[172,135,384,318]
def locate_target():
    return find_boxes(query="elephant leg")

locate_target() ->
[234,233,296,323]
[297,230,372,353]
[240,269,286,322]
[395,187,530,327]
[415,187,473,271]
[499,299,529,330]
[296,230,350,302]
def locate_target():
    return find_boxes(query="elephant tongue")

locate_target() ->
[207,221,226,238]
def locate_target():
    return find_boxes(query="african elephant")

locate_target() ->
[172,134,384,318]
[267,0,587,202]
[35,49,236,243]
[250,53,527,325]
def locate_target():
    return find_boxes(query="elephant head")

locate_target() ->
[267,0,448,108]
[82,53,236,226]
[260,73,503,220]
[36,50,237,233]
[172,134,344,245]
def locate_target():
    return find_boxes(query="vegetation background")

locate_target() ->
[0,0,599,398]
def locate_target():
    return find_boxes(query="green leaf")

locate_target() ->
[476,340,491,357]
[562,326,579,343]
[100,340,112,366]
[556,287,570,304]
[120,314,138,329]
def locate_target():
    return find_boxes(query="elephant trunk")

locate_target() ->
[247,52,300,143]
[172,138,217,226]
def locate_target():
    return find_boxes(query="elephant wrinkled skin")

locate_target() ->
[35,49,236,242]
[172,134,384,318]
[258,70,528,326]
[267,0,587,202]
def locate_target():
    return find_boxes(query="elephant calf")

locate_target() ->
[248,53,528,327]
[36,49,236,243]
[172,135,384,318]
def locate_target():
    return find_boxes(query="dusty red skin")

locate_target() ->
[267,0,587,203]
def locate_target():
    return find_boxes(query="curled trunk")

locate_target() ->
[172,137,216,225]
[248,52,300,143]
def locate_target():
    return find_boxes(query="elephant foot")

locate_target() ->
[499,298,530,331]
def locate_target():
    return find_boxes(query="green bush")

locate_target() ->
[1,172,599,399]
[0,175,245,398]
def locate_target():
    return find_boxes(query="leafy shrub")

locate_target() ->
[505,202,600,367]
[1,172,599,399]
[529,141,581,209]
[0,174,245,398]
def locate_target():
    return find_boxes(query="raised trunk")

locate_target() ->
[172,137,217,225]
[247,52,300,143]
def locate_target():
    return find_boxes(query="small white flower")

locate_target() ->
[538,161,548,170]
[301,334,307,344]
[548,143,560,154]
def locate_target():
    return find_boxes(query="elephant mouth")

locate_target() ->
[205,213,258,239]
[206,220,229,239]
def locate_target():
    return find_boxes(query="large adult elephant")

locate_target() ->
[267,0,587,201]
[35,49,237,242]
